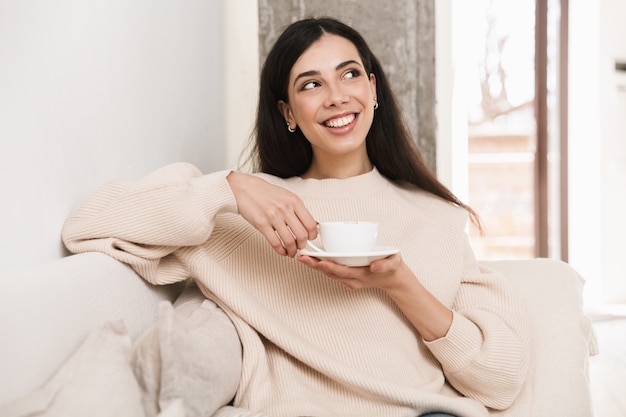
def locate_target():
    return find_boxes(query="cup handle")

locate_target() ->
[306,241,324,252]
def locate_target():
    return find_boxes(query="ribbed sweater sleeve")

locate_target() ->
[61,162,237,284]
[424,237,531,409]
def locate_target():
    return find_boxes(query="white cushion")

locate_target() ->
[133,282,242,417]
[0,321,146,417]
[0,252,182,405]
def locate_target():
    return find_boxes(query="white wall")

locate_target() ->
[0,0,225,271]
[568,0,603,304]
[570,0,626,305]
[435,0,468,201]
[598,0,626,303]
[222,0,259,171]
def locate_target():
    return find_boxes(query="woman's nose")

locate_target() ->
[324,83,349,107]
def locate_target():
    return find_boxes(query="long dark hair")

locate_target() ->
[246,17,480,227]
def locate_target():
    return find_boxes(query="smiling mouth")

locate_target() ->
[324,113,356,128]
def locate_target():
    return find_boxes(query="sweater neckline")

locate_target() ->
[285,167,391,197]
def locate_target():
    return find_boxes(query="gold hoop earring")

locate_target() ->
[287,122,295,133]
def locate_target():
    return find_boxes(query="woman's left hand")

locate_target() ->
[297,254,409,291]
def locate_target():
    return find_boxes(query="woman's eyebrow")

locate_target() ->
[292,60,363,87]
[335,60,361,71]
[293,70,320,87]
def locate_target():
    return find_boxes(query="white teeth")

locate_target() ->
[325,114,355,128]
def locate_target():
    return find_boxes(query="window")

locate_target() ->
[460,0,566,261]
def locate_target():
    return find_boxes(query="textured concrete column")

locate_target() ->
[257,0,437,171]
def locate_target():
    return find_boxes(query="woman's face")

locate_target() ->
[279,34,377,178]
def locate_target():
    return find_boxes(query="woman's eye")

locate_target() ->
[302,81,318,90]
[343,69,361,79]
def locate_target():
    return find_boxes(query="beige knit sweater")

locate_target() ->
[62,163,530,417]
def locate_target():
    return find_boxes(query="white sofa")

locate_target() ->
[0,252,598,416]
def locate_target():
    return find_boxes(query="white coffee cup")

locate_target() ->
[309,221,378,253]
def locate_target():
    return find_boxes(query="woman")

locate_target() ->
[63,17,529,417]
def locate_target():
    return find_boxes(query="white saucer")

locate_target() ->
[299,246,400,267]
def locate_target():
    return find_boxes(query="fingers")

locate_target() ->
[276,197,318,256]
[294,206,319,241]
[274,224,299,257]
[259,220,307,257]
[227,172,318,257]
[282,212,314,251]
[257,225,287,256]
[298,254,402,290]
[268,207,315,257]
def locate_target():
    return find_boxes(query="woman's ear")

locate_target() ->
[369,73,377,98]
[278,100,295,128]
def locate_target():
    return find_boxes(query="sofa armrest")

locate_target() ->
[0,252,183,405]
[481,258,596,417]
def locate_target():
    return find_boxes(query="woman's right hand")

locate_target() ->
[226,172,318,257]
